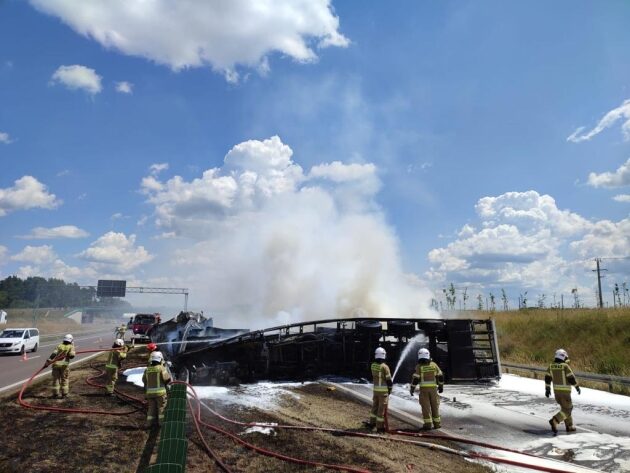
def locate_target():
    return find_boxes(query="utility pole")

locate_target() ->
[592,258,607,309]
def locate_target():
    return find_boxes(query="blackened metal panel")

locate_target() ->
[446,320,477,380]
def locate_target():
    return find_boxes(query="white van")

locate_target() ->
[0,328,40,355]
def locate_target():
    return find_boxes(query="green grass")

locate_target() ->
[490,308,630,376]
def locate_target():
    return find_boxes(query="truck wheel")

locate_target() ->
[32,343,38,353]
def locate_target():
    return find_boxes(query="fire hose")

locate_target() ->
[17,351,579,473]
[193,386,579,473]
[18,347,145,415]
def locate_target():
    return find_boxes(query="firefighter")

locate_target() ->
[409,348,444,430]
[146,344,166,368]
[115,323,127,340]
[366,347,392,432]
[104,339,128,395]
[142,351,171,429]
[545,348,581,433]
[43,334,76,398]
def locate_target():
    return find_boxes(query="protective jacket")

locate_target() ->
[411,361,444,389]
[371,361,393,393]
[49,343,76,368]
[545,360,579,393]
[106,346,128,370]
[142,364,171,398]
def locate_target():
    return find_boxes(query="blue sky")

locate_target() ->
[1,1,629,318]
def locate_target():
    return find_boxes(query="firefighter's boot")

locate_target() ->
[549,418,558,434]
[566,426,577,433]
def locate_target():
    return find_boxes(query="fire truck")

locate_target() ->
[130,313,161,342]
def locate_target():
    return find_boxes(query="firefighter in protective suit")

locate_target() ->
[44,334,76,398]
[142,351,171,429]
[546,348,581,433]
[367,347,392,432]
[115,323,127,340]
[410,348,444,430]
[104,339,128,395]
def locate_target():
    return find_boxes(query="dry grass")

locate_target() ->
[2,308,113,335]
[487,308,630,376]
[0,349,491,473]
[187,384,491,473]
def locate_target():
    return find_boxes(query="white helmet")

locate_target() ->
[114,338,124,347]
[418,348,430,360]
[374,347,386,360]
[63,334,73,343]
[554,348,568,361]
[150,351,164,363]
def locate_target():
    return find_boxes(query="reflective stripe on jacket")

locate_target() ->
[143,365,170,397]
[371,362,392,393]
[412,361,443,388]
[51,343,75,368]
[546,362,576,392]
[106,347,127,370]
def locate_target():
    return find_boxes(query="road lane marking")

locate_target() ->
[0,352,104,394]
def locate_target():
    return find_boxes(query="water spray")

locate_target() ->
[392,332,427,382]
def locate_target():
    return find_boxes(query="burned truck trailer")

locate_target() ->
[172,318,501,386]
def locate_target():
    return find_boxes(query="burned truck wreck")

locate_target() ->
[170,318,501,386]
[147,311,248,359]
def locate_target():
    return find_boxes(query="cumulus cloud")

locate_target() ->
[613,194,630,203]
[50,64,102,94]
[567,99,630,142]
[15,258,93,282]
[0,131,12,144]
[78,231,153,272]
[570,219,630,260]
[115,81,133,94]
[475,191,591,237]
[587,158,630,188]
[0,176,61,217]
[20,225,89,239]
[30,0,349,82]
[11,245,57,264]
[427,190,629,305]
[140,135,432,325]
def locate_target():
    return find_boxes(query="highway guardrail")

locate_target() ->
[502,362,630,392]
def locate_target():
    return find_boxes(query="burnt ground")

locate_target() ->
[0,350,491,473]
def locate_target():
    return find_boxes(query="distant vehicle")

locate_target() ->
[131,313,160,342]
[0,310,6,324]
[0,328,40,355]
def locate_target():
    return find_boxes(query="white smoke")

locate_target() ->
[142,136,434,327]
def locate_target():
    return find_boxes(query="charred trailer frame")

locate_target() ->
[173,318,501,386]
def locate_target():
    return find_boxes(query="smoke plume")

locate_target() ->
[142,136,434,327]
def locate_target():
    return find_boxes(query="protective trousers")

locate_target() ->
[370,392,388,431]
[105,366,118,394]
[420,387,441,428]
[146,395,167,427]
[552,391,573,428]
[52,366,69,396]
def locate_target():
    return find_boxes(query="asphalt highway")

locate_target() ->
[0,328,118,394]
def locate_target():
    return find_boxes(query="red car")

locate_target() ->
[131,313,160,342]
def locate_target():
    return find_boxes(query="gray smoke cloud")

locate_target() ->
[141,136,434,327]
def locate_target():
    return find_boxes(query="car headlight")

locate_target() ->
[12,342,21,346]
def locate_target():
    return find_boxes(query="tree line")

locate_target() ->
[0,276,127,309]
